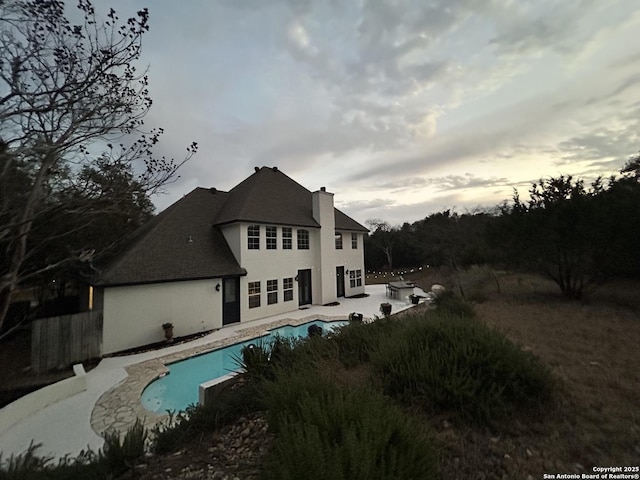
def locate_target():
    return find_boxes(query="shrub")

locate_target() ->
[371,314,553,426]
[100,419,147,476]
[0,421,147,479]
[0,442,51,480]
[238,340,272,380]
[433,290,475,318]
[331,318,397,367]
[0,451,103,480]
[261,370,439,480]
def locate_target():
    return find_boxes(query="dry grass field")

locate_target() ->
[409,268,640,478]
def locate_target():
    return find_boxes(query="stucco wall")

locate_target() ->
[230,223,366,323]
[334,231,366,297]
[237,223,318,322]
[221,223,242,265]
[103,279,222,354]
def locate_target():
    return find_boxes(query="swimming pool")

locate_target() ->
[141,319,346,413]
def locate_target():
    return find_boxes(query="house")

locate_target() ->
[94,166,368,354]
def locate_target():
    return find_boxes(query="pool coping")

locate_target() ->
[90,314,353,436]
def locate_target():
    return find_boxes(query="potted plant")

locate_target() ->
[409,294,420,305]
[380,302,392,316]
[162,322,174,342]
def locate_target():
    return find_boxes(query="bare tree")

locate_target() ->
[0,0,197,330]
[366,219,396,269]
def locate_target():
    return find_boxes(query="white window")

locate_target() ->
[282,227,292,249]
[248,281,260,308]
[266,226,277,250]
[283,277,293,301]
[335,232,343,249]
[351,233,358,249]
[267,279,278,305]
[248,225,260,250]
[349,269,362,288]
[297,229,309,249]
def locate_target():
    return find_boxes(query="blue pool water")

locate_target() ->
[141,320,346,413]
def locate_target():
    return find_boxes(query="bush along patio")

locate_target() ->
[1,294,556,479]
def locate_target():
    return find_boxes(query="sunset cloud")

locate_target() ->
[105,0,640,224]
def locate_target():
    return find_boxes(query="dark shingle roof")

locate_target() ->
[215,167,320,227]
[96,188,245,286]
[97,167,367,286]
[335,207,368,232]
[215,167,368,232]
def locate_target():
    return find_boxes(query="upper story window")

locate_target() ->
[351,233,358,249]
[335,232,343,249]
[247,225,260,250]
[282,227,292,249]
[297,229,309,250]
[266,226,277,250]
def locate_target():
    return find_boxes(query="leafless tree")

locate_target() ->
[0,0,197,330]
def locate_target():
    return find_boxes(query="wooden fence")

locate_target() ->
[31,310,103,373]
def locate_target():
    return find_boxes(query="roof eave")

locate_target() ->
[95,270,247,288]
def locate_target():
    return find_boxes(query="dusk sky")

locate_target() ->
[106,0,640,226]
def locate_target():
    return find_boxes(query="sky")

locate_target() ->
[104,0,640,226]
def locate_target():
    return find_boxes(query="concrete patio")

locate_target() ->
[0,284,424,461]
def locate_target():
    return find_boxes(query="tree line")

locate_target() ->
[365,158,640,300]
[0,0,196,333]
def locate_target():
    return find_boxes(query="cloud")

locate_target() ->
[489,1,590,56]
[101,0,640,224]
[339,189,505,226]
[424,174,512,192]
[358,174,511,194]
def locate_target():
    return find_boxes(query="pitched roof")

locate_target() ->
[96,188,246,286]
[215,166,369,232]
[97,167,367,286]
[215,167,319,227]
[335,208,368,232]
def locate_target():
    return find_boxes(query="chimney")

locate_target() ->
[254,166,260,172]
[272,166,278,172]
[209,187,217,194]
[312,188,334,227]
[312,187,336,305]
